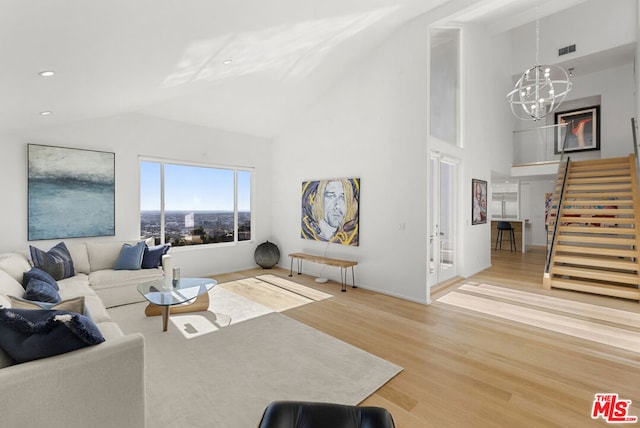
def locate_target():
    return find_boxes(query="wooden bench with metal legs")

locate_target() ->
[288,252,357,292]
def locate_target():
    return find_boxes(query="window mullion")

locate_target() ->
[234,169,238,244]
[160,162,166,245]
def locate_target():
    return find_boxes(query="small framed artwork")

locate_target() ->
[472,179,487,225]
[554,105,600,153]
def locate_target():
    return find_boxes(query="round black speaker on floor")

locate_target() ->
[254,241,280,269]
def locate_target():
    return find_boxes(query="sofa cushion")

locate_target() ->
[95,321,124,341]
[142,244,170,269]
[65,241,91,275]
[0,252,32,284]
[0,308,105,363]
[0,270,26,298]
[55,277,110,322]
[86,241,130,272]
[114,241,145,270]
[23,267,59,291]
[29,242,75,281]
[89,268,164,290]
[24,278,61,304]
[57,274,95,298]
[0,294,11,310]
[9,296,85,315]
[82,295,111,323]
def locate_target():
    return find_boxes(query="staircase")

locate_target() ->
[544,155,640,301]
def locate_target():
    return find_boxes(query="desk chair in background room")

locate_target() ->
[495,221,516,252]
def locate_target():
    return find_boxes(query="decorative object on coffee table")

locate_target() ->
[255,241,280,269]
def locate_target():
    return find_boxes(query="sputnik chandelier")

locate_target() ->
[506,12,572,121]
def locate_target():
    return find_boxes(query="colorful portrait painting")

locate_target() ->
[471,179,487,225]
[301,178,360,246]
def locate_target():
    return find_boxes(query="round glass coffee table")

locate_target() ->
[137,277,217,331]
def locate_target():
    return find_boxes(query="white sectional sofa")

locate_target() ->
[66,239,172,308]
[0,239,172,428]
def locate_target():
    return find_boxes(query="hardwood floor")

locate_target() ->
[215,248,640,427]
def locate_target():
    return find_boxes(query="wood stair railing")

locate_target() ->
[543,154,640,301]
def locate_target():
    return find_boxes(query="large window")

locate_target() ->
[140,159,252,247]
[430,27,461,147]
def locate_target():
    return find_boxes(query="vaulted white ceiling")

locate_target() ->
[0,0,590,139]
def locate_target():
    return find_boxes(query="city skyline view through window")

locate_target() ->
[140,160,251,246]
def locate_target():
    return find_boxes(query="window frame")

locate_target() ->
[139,156,254,248]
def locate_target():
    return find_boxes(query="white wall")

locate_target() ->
[270,14,513,302]
[520,180,555,246]
[271,17,431,303]
[510,0,636,75]
[0,113,273,277]
[566,63,636,158]
[460,25,514,276]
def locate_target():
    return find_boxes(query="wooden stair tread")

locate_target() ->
[561,208,634,215]
[547,278,640,300]
[561,191,633,199]
[554,225,636,235]
[555,234,637,245]
[553,254,638,270]
[559,200,632,206]
[569,170,630,179]
[549,265,639,285]
[565,184,632,191]
[558,216,633,224]
[568,157,629,167]
[567,176,631,184]
[554,244,638,258]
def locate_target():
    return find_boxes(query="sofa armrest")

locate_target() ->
[0,333,146,428]
[162,253,173,276]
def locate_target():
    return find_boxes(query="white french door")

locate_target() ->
[428,153,458,286]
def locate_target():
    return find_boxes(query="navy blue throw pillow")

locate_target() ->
[24,278,61,304]
[23,267,59,291]
[29,242,75,281]
[0,308,105,363]
[141,244,170,269]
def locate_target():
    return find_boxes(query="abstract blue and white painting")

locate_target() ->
[28,144,115,240]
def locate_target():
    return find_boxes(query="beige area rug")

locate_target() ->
[108,300,402,427]
[157,275,333,339]
[217,274,331,313]
[437,282,640,353]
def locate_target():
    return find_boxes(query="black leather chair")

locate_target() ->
[257,401,396,428]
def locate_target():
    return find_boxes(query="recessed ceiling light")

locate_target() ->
[39,71,55,77]
[40,111,52,116]
[223,60,232,65]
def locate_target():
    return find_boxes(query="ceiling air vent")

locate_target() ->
[558,44,576,56]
